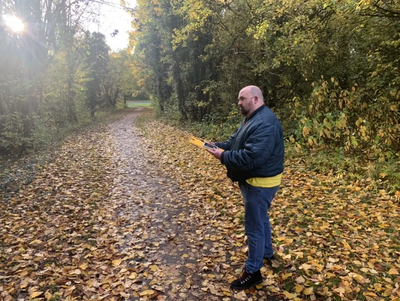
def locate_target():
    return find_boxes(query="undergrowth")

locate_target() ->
[139,108,399,194]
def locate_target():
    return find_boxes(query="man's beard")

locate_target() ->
[239,106,249,116]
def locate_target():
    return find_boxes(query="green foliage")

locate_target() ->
[131,0,400,191]
[195,104,243,141]
[83,32,110,118]
[291,78,399,161]
[0,112,32,155]
[125,101,152,108]
[285,141,400,193]
[32,115,79,150]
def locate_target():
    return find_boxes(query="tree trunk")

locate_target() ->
[172,52,186,121]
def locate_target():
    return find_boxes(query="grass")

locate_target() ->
[126,100,152,108]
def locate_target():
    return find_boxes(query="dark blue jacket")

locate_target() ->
[216,105,284,182]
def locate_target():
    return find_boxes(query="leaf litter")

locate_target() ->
[0,108,399,301]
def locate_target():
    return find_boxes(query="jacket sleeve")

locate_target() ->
[220,122,276,171]
[215,127,239,151]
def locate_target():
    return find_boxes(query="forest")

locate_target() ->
[1,1,400,300]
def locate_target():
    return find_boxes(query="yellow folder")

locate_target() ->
[189,136,224,151]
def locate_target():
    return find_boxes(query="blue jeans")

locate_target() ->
[239,181,279,273]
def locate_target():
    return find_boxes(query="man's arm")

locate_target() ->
[207,128,239,160]
[221,123,276,171]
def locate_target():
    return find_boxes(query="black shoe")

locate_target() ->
[230,268,263,290]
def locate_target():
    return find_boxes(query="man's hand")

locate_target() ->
[207,148,223,160]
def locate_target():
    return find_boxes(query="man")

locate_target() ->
[207,85,284,290]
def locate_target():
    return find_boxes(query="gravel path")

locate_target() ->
[108,110,227,300]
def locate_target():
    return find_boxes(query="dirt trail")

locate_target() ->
[108,111,210,299]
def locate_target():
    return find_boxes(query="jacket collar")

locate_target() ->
[244,104,266,123]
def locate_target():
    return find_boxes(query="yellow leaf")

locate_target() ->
[112,259,122,267]
[303,287,314,295]
[30,291,43,298]
[281,272,292,280]
[295,276,305,284]
[283,291,297,299]
[20,278,30,289]
[373,283,382,292]
[295,285,304,293]
[182,254,189,258]
[139,289,155,296]
[285,238,294,244]
[388,267,399,275]
[234,291,247,299]
[79,262,88,270]
[128,272,137,279]
[29,239,42,245]
[45,291,53,300]
[86,278,99,288]
[353,274,364,284]
[333,287,345,295]
[341,240,351,250]
[299,263,312,271]
[124,279,133,288]
[330,265,342,271]
[150,265,158,272]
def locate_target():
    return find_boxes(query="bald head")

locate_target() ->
[238,85,265,118]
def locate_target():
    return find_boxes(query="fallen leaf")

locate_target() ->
[30,291,43,298]
[112,259,122,267]
[283,291,297,299]
[303,287,314,295]
[140,289,155,296]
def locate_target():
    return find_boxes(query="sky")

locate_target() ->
[87,0,136,52]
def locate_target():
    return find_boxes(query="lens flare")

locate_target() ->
[3,14,24,32]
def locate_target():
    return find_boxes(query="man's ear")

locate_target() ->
[253,96,259,103]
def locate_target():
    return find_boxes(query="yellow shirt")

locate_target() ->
[246,174,282,188]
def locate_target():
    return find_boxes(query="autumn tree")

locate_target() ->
[102,50,139,107]
[0,1,126,155]
[82,31,110,117]
[0,0,75,155]
[129,0,173,114]
[130,0,399,165]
